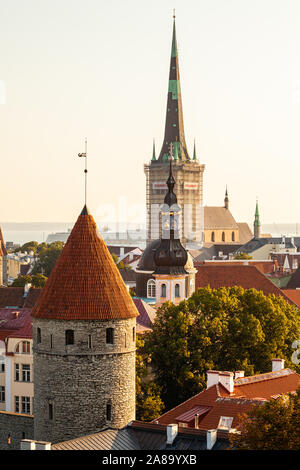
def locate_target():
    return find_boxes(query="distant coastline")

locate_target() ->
[1,222,300,246]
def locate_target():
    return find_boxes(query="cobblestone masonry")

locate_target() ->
[33,317,136,444]
[0,411,34,450]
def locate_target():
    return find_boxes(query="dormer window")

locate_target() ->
[218,416,233,430]
[15,341,30,354]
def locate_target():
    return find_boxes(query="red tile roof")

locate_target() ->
[154,368,300,431]
[0,287,25,308]
[194,264,294,303]
[0,308,32,343]
[133,298,156,330]
[282,289,300,307]
[32,206,139,321]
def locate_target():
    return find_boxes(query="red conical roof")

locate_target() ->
[31,206,138,321]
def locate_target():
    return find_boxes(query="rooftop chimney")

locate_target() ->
[23,283,31,297]
[166,424,178,445]
[20,439,51,450]
[272,358,285,372]
[218,371,234,393]
[206,429,217,450]
[206,370,219,389]
[235,371,245,379]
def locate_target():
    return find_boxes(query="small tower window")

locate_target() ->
[106,403,112,421]
[88,335,92,349]
[175,284,180,298]
[161,283,167,297]
[211,232,215,242]
[37,328,41,344]
[65,330,74,346]
[232,231,235,242]
[50,334,53,349]
[49,403,53,420]
[222,232,225,242]
[147,279,156,298]
[133,327,136,342]
[106,328,114,345]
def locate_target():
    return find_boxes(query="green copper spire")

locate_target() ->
[152,139,156,161]
[254,199,260,226]
[173,141,179,161]
[254,199,261,238]
[193,139,197,160]
[156,16,190,163]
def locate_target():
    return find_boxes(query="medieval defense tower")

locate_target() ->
[145,17,205,246]
[32,206,138,444]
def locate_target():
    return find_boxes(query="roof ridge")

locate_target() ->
[234,368,296,386]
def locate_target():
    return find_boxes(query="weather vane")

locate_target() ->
[78,138,88,206]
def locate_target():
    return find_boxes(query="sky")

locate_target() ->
[1,0,300,227]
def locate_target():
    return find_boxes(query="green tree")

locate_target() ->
[14,241,38,254]
[31,273,48,288]
[136,335,164,421]
[230,388,300,450]
[32,241,64,276]
[233,252,253,260]
[144,287,300,410]
[10,275,32,287]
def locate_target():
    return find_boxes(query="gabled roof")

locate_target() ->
[31,206,138,321]
[0,287,25,308]
[194,264,294,303]
[204,207,238,230]
[133,298,156,330]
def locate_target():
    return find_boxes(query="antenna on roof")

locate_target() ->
[78,138,88,206]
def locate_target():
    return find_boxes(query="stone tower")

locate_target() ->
[32,205,138,444]
[254,199,261,238]
[145,17,205,246]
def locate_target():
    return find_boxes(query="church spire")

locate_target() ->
[152,139,156,161]
[157,16,190,162]
[224,185,229,209]
[254,199,261,238]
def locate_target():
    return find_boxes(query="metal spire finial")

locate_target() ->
[78,138,88,206]
[173,8,176,19]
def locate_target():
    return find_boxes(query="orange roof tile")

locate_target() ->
[32,206,138,321]
[154,369,300,431]
[194,264,294,304]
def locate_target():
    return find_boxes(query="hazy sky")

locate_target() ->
[1,0,300,227]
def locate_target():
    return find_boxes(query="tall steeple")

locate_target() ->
[157,15,190,162]
[224,186,229,210]
[154,158,188,274]
[254,199,261,238]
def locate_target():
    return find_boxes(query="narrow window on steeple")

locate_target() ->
[175,284,180,298]
[65,330,74,345]
[161,284,167,297]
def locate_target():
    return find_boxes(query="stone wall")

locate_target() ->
[0,411,34,450]
[33,317,136,444]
